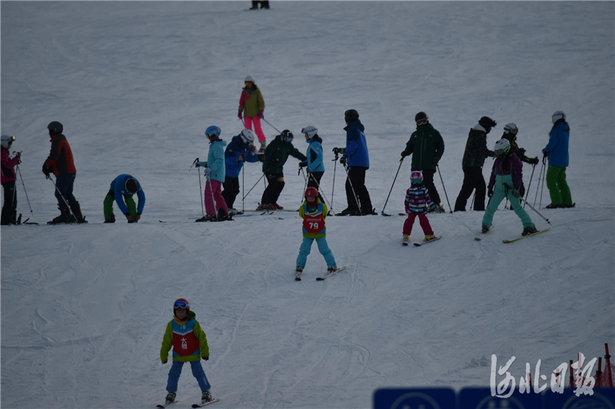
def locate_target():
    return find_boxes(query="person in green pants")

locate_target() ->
[543,111,573,208]
[104,174,146,223]
[482,139,537,236]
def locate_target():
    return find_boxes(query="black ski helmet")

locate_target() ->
[125,178,138,194]
[47,121,63,135]
[344,109,359,124]
[478,116,497,132]
[415,111,429,124]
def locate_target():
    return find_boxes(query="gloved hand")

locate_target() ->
[340,154,348,166]
[257,154,265,162]
[332,147,343,155]
[513,184,525,198]
[299,161,307,168]
[135,213,141,221]
[126,214,135,222]
[542,150,549,159]
[237,111,243,119]
[237,154,246,163]
[258,111,264,120]
[488,186,494,198]
[203,356,209,361]
[195,161,201,168]
[204,167,211,176]
[528,157,539,165]
[42,165,52,178]
[400,151,409,158]
[432,156,440,165]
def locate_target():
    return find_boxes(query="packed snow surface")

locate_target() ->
[1,2,613,408]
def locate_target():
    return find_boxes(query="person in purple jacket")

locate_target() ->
[481,139,537,236]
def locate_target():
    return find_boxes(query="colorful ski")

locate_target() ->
[413,236,442,246]
[316,266,347,281]
[502,228,551,243]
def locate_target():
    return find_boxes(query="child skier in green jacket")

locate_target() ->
[160,298,214,406]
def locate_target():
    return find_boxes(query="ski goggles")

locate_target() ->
[7,136,15,143]
[173,301,189,309]
[244,81,253,86]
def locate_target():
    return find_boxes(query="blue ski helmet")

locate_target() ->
[205,126,221,140]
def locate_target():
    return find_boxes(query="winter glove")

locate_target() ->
[400,150,409,158]
[432,156,440,165]
[528,157,539,165]
[195,162,201,168]
[518,184,525,198]
[42,165,53,179]
[237,154,246,163]
[203,356,209,361]
[332,147,343,155]
[542,150,549,159]
[126,214,134,222]
[299,161,307,168]
[258,111,264,120]
[204,167,211,176]
[237,111,243,119]
[135,213,141,221]
[257,154,265,162]
[488,186,494,198]
[340,154,348,166]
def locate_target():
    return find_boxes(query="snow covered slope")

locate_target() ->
[1,2,613,409]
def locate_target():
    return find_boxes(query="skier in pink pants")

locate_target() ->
[238,75,267,152]
[196,126,229,221]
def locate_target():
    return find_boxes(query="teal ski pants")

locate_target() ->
[482,174,534,229]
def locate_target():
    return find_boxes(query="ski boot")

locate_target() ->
[481,224,490,234]
[522,225,538,236]
[70,202,88,224]
[202,390,213,404]
[424,234,436,242]
[217,208,229,221]
[165,392,176,405]
[402,235,409,246]
[327,266,337,273]
[49,204,75,224]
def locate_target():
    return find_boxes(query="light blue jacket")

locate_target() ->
[543,121,570,167]
[304,135,325,173]
[110,174,146,215]
[198,140,227,183]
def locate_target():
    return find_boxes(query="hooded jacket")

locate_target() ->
[304,135,325,173]
[461,125,494,168]
[160,310,209,363]
[543,120,570,167]
[225,135,260,179]
[198,139,227,183]
[109,174,146,215]
[1,147,19,185]
[343,120,370,168]
[262,134,306,175]
[403,123,445,171]
[238,85,265,118]
[43,133,76,176]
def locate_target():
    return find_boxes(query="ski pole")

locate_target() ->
[523,163,536,209]
[15,164,33,215]
[436,165,453,213]
[343,163,361,212]
[241,165,245,214]
[505,183,551,224]
[307,171,334,214]
[540,160,547,209]
[193,160,205,217]
[299,168,308,205]
[331,157,337,211]
[48,176,76,219]
[381,158,404,216]
[533,161,544,207]
[243,173,266,201]
[262,118,281,134]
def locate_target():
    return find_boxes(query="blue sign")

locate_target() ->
[459,387,542,409]
[373,388,456,409]
[544,388,615,409]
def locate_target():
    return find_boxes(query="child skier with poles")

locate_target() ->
[295,187,338,281]
[402,170,438,246]
[195,126,229,222]
[159,298,216,407]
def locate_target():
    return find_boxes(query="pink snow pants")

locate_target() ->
[244,116,266,143]
[204,179,228,216]
[403,213,434,236]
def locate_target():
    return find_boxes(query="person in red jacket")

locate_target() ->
[42,121,87,224]
[1,135,21,225]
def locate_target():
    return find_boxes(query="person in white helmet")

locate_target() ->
[1,135,21,225]
[238,76,267,153]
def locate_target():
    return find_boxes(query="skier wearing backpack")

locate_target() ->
[543,111,573,209]
[238,76,267,153]
[481,138,537,236]
[160,298,214,407]
[221,129,260,214]
[1,135,21,225]
[258,130,306,210]
[402,170,437,246]
[195,126,229,221]
[401,112,446,213]
[298,126,325,202]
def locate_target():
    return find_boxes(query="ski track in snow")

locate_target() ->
[1,2,614,409]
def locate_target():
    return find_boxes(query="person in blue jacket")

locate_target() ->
[298,126,325,202]
[221,129,260,214]
[333,109,375,215]
[103,174,145,223]
[543,111,573,208]
[195,126,228,221]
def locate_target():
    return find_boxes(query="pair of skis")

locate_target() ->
[403,236,441,247]
[475,226,551,243]
[295,266,347,281]
[156,398,220,408]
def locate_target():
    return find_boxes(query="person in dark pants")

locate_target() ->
[1,135,20,225]
[249,1,270,10]
[333,109,375,215]
[401,112,446,213]
[42,121,87,224]
[258,130,306,210]
[221,129,260,213]
[454,116,496,212]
